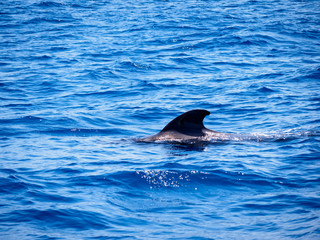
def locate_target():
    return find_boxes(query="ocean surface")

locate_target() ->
[1,0,320,239]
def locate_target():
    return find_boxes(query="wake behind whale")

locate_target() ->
[138,109,315,144]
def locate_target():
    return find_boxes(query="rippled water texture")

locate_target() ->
[1,0,320,239]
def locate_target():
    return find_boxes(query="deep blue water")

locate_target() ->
[1,0,320,239]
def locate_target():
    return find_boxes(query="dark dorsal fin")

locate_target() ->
[160,109,210,136]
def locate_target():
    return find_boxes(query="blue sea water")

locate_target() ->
[1,0,320,239]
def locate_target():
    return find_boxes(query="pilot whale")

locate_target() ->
[137,109,315,143]
[139,109,228,142]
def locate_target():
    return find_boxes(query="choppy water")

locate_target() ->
[1,0,320,239]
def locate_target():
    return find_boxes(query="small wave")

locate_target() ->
[1,103,33,108]
[257,86,275,93]
[0,116,44,124]
[0,175,43,195]
[0,176,29,194]
[33,1,65,8]
[23,17,72,24]
[304,67,320,80]
[113,60,151,72]
[39,128,126,137]
[26,190,78,203]
[138,129,318,146]
[132,169,285,190]
[233,129,316,142]
[0,209,109,230]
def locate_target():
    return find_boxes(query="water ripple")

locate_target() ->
[1,0,319,239]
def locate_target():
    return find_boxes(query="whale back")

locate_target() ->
[160,109,210,137]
